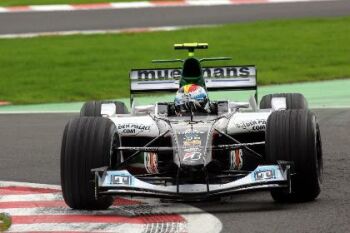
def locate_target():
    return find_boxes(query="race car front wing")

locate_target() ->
[93,163,292,200]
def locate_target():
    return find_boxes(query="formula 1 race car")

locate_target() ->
[61,43,323,210]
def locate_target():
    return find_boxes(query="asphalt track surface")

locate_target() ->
[0,109,349,232]
[1,0,350,35]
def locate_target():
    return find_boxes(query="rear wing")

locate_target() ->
[130,65,257,100]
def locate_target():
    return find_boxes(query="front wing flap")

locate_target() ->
[93,164,291,199]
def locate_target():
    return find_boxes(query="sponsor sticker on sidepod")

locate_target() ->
[113,116,159,136]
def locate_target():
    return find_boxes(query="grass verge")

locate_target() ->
[0,213,11,231]
[0,17,349,104]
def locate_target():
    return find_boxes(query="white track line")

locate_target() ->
[187,0,230,6]
[110,2,154,8]
[0,181,61,190]
[30,4,74,11]
[0,0,338,14]
[0,25,216,39]
[0,193,63,202]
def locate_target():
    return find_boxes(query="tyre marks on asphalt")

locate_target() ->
[0,181,222,233]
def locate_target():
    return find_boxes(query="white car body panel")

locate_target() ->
[109,115,160,137]
[227,111,271,134]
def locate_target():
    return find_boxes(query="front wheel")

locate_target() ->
[265,109,323,202]
[61,117,116,209]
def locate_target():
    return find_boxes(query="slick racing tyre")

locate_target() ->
[265,109,323,202]
[80,101,129,116]
[260,93,308,109]
[61,117,116,210]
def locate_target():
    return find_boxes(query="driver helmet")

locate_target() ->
[174,84,209,113]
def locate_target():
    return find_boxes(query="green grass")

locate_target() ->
[0,213,11,231]
[0,17,349,104]
[0,0,145,7]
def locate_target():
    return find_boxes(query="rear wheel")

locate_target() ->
[61,117,116,209]
[80,101,129,117]
[260,93,308,109]
[265,109,323,202]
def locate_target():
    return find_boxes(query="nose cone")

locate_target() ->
[179,162,206,184]
[181,150,205,166]
[181,160,205,172]
[171,121,214,169]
